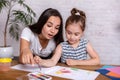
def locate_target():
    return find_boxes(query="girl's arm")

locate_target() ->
[35,44,62,67]
[66,42,100,65]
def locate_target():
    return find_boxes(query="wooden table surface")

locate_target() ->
[0,59,111,80]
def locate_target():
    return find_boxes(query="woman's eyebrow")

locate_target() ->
[47,21,60,27]
[47,21,53,25]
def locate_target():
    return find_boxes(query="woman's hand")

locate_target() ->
[20,38,36,65]
[19,49,35,65]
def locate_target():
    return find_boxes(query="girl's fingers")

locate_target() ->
[34,56,40,63]
[66,59,72,65]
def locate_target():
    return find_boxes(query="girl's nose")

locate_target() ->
[70,34,75,40]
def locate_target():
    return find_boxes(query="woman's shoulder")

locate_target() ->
[22,27,36,36]
[22,27,31,33]
[21,27,37,41]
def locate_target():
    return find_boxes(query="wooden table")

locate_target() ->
[0,59,111,80]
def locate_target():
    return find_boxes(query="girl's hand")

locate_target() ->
[34,56,42,65]
[66,59,77,65]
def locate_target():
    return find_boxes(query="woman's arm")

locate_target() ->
[34,44,62,67]
[19,38,35,65]
[66,42,100,65]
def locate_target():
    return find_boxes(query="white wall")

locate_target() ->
[0,0,120,65]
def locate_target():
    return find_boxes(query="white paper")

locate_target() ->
[11,64,55,73]
[44,66,100,80]
[11,64,100,80]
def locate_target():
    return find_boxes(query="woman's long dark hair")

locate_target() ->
[29,8,64,45]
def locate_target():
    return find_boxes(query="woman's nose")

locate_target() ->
[50,28,55,33]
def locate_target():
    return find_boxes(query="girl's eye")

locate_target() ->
[75,34,79,36]
[75,33,81,36]
[67,31,72,35]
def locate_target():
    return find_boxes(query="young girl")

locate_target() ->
[34,8,100,67]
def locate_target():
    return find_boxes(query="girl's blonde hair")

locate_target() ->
[65,8,86,31]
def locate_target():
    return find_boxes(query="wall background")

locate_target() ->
[0,0,120,65]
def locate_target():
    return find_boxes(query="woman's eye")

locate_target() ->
[47,24,52,27]
[55,27,60,30]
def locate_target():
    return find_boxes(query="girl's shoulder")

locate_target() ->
[60,41,68,44]
[80,38,89,44]
[81,38,88,42]
[60,41,69,47]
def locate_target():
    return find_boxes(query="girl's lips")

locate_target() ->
[69,39,75,42]
[69,39,76,43]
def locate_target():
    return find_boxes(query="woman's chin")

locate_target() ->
[47,36,53,39]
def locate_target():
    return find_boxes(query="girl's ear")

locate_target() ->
[81,32,84,37]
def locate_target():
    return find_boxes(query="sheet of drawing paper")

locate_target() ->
[45,66,100,80]
[11,65,99,80]
[11,64,55,73]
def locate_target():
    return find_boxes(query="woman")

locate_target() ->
[19,8,64,65]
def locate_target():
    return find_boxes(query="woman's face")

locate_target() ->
[40,16,61,39]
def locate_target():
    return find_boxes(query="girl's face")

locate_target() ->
[66,23,83,45]
[40,16,61,39]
